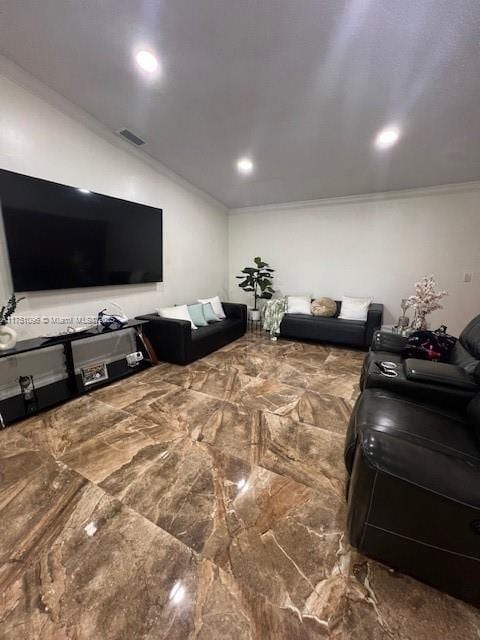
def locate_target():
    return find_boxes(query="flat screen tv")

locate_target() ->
[0,169,163,291]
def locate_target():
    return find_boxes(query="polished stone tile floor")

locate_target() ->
[1,333,479,639]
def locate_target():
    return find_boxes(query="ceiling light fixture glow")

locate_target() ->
[135,50,159,73]
[374,126,401,150]
[78,188,91,194]
[236,157,254,175]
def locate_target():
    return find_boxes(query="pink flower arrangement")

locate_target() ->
[406,276,447,330]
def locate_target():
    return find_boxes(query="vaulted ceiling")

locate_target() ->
[1,0,479,208]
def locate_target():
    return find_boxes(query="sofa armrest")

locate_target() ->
[364,303,384,347]
[371,330,408,353]
[135,313,192,364]
[222,302,248,326]
[404,359,479,390]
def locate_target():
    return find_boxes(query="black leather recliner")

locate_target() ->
[361,314,480,408]
[344,388,480,606]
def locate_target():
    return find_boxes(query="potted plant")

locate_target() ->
[0,293,25,350]
[236,257,275,320]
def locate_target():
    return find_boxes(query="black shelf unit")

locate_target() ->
[0,320,153,427]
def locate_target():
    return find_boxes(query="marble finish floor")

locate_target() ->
[1,333,479,639]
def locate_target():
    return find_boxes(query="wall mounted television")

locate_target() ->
[0,169,163,292]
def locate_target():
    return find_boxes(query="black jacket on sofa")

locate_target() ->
[280,301,383,348]
[361,313,480,408]
[344,387,480,606]
[136,302,247,365]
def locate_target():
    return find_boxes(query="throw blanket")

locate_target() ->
[263,298,287,338]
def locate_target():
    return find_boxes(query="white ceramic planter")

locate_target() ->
[250,309,261,321]
[0,324,17,350]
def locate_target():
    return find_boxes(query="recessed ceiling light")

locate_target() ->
[236,157,254,175]
[374,126,401,150]
[78,188,91,194]
[135,50,159,73]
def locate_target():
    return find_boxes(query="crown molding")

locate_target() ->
[0,55,228,213]
[228,180,480,215]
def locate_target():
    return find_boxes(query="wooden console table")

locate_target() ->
[0,320,155,427]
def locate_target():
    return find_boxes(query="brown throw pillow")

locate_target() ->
[311,297,337,317]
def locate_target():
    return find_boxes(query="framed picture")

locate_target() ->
[81,362,108,386]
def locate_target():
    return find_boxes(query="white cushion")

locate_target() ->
[339,296,372,321]
[157,304,197,329]
[286,295,312,315]
[197,295,226,319]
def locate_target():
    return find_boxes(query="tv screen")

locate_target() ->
[0,169,163,291]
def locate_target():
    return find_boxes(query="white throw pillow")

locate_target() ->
[198,295,226,319]
[286,295,312,315]
[339,296,372,321]
[157,304,197,329]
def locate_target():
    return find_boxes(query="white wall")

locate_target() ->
[0,61,228,339]
[229,186,480,335]
[2,56,478,341]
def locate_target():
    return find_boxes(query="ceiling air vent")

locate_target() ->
[118,129,146,146]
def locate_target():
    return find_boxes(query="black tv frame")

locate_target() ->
[0,168,163,292]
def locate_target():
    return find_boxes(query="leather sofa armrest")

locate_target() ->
[364,304,384,347]
[135,313,192,364]
[474,362,480,385]
[404,359,479,390]
[136,313,191,331]
[222,302,248,326]
[371,330,408,353]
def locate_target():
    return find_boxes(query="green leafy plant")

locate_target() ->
[0,293,25,326]
[236,257,275,310]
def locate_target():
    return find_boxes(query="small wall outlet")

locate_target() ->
[463,273,472,283]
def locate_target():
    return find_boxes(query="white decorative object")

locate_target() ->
[157,304,197,329]
[339,296,372,321]
[0,293,24,350]
[406,275,447,330]
[198,296,226,319]
[250,309,261,321]
[126,351,144,367]
[97,301,128,329]
[286,295,312,315]
[0,324,17,350]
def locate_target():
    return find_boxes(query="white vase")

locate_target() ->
[250,309,261,321]
[0,324,17,350]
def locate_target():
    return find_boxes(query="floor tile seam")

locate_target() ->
[51,456,210,558]
[166,438,327,494]
[264,410,350,438]
[253,462,347,501]
[137,358,358,397]
[0,458,178,549]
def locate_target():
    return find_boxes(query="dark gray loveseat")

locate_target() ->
[280,301,383,348]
